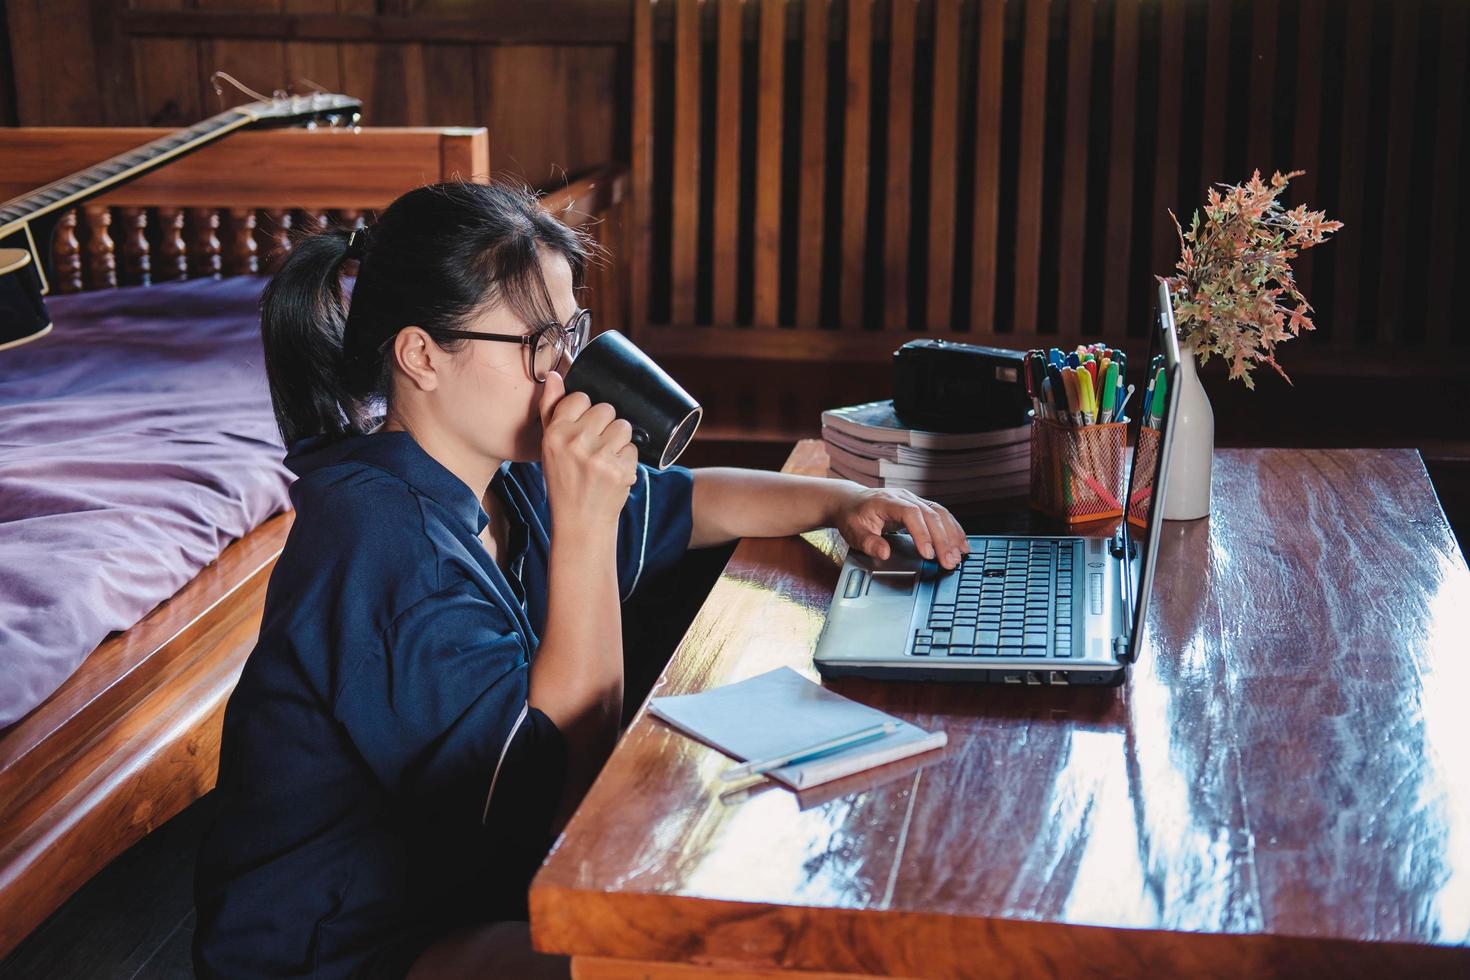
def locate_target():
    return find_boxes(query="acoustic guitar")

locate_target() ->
[0,92,361,353]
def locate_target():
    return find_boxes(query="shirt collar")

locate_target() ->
[337,430,516,537]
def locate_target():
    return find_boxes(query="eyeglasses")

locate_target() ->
[382,308,591,384]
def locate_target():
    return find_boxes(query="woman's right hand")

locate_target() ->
[538,370,638,531]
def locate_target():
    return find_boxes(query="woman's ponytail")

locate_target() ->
[259,228,360,447]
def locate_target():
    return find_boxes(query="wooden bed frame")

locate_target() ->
[0,125,626,958]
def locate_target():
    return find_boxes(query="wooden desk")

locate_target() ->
[531,444,1470,978]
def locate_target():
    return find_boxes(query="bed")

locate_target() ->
[0,124,626,957]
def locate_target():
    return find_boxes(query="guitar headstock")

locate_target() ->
[236,92,362,129]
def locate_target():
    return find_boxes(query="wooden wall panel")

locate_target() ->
[796,0,830,328]
[838,0,872,330]
[4,1,1460,367]
[1426,1,1467,348]
[881,0,915,331]
[711,0,744,325]
[924,0,960,330]
[1376,0,1420,344]
[5,0,619,195]
[670,0,701,325]
[1011,0,1049,333]
[1100,0,1139,339]
[754,0,787,327]
[1055,0,1095,342]
[970,0,1004,336]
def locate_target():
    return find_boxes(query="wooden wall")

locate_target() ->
[631,0,1470,373]
[0,0,625,187]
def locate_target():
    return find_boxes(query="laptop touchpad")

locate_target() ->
[868,571,917,596]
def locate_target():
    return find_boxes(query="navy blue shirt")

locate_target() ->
[194,429,694,978]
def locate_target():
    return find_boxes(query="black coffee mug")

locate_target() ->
[562,329,703,469]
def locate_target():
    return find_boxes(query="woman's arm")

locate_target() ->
[689,467,971,569]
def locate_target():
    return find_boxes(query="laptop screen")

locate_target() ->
[1117,281,1183,662]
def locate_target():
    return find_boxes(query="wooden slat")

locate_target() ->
[924,0,960,331]
[631,0,654,329]
[1376,0,1420,344]
[422,44,479,129]
[754,0,786,327]
[1247,0,1279,174]
[1100,0,1139,339]
[340,39,430,127]
[1054,0,1095,342]
[35,0,102,124]
[796,0,830,328]
[1150,0,1186,296]
[1331,0,1372,345]
[670,0,702,325]
[1011,0,1049,333]
[89,3,138,126]
[4,0,44,124]
[1200,0,1231,192]
[282,0,343,103]
[970,0,1003,336]
[1426,0,1467,347]
[710,0,743,325]
[1289,0,1324,301]
[838,0,872,330]
[128,0,201,130]
[881,0,916,331]
[199,0,287,125]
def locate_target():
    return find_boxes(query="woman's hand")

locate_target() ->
[828,484,970,570]
[538,370,639,532]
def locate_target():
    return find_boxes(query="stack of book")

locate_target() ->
[821,399,1030,506]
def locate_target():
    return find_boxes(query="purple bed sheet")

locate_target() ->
[0,276,292,728]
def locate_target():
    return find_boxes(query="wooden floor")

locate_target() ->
[0,793,213,979]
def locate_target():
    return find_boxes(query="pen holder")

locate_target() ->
[1126,424,1160,528]
[1028,415,1128,523]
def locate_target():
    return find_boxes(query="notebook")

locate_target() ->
[648,667,948,789]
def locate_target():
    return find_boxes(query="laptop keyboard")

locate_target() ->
[910,539,1075,658]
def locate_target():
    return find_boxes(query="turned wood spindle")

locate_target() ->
[261,208,293,272]
[117,207,151,286]
[82,205,118,290]
[51,209,83,293]
[189,208,222,280]
[155,207,188,281]
[226,208,258,276]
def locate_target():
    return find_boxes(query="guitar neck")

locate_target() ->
[0,111,251,234]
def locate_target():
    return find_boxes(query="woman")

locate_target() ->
[193,180,969,979]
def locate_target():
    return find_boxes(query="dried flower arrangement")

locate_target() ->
[1160,170,1343,388]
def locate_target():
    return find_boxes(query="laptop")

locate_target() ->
[813,281,1182,687]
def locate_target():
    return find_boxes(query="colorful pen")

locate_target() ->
[1061,367,1081,425]
[1078,368,1096,425]
[1147,367,1167,428]
[1100,362,1119,422]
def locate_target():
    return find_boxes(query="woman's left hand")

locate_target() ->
[829,485,971,570]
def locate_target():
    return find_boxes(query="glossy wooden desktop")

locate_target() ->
[530,442,1470,978]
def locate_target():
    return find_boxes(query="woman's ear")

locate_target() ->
[390,326,441,392]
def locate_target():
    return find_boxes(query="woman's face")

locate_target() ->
[437,250,578,464]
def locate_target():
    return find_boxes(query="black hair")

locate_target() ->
[260,180,591,447]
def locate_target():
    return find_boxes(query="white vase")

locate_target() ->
[1161,341,1213,520]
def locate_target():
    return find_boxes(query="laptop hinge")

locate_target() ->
[1113,634,1133,664]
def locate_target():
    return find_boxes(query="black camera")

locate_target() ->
[891,339,1030,433]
